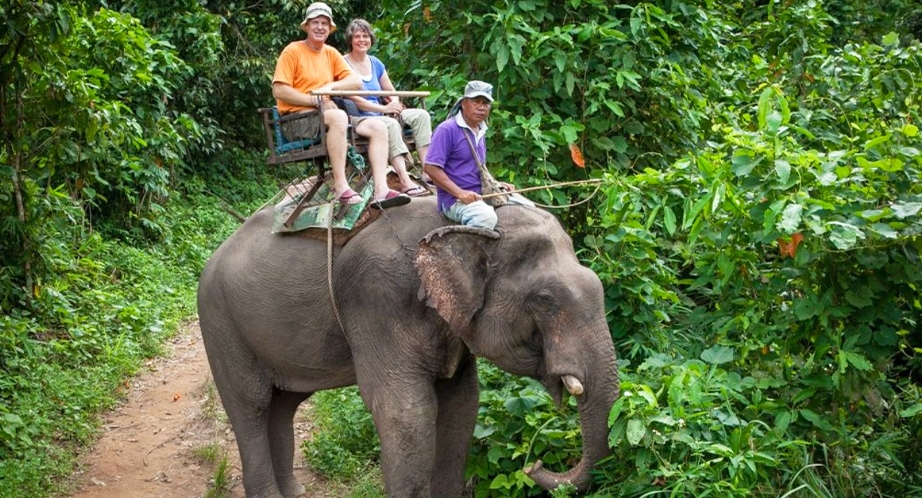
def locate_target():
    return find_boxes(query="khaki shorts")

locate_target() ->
[280,110,323,141]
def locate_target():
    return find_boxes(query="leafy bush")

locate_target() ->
[302,387,380,480]
[467,362,582,498]
[0,156,265,496]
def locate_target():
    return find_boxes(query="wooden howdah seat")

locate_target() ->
[258,90,431,228]
[259,90,430,169]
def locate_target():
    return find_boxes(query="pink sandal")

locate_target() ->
[372,190,410,209]
[336,189,363,205]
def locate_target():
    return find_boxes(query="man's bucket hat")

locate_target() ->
[301,2,337,32]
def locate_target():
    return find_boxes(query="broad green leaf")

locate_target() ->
[794,297,819,320]
[900,404,922,418]
[473,424,495,439]
[775,410,792,431]
[763,199,786,235]
[870,223,898,239]
[903,124,919,137]
[489,474,511,489]
[816,170,838,186]
[827,221,864,250]
[496,45,509,73]
[800,409,835,431]
[711,182,723,213]
[864,134,891,150]
[778,90,791,124]
[878,158,904,172]
[845,286,873,308]
[757,87,773,130]
[504,394,544,416]
[844,351,873,371]
[859,209,887,221]
[774,159,791,184]
[683,194,711,230]
[663,205,676,235]
[554,52,566,73]
[518,0,537,12]
[560,124,579,144]
[609,398,626,426]
[731,152,759,176]
[882,31,900,46]
[605,100,624,117]
[701,345,734,365]
[766,110,783,134]
[508,36,524,65]
[777,203,802,233]
[892,202,922,219]
[626,418,645,445]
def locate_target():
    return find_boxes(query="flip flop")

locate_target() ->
[401,184,429,197]
[336,188,363,205]
[372,190,411,209]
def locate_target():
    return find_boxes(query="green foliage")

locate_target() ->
[599,354,803,496]
[302,387,381,480]
[0,153,262,496]
[577,8,922,496]
[467,362,582,498]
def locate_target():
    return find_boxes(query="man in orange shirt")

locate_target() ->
[272,2,408,208]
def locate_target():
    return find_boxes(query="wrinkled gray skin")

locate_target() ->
[197,197,620,498]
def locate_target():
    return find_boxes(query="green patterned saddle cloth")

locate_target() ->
[271,177,373,234]
[271,147,372,233]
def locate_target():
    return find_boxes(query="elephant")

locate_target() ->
[196,196,620,498]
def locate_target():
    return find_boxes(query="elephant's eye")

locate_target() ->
[528,290,559,314]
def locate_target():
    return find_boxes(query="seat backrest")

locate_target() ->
[271,106,288,150]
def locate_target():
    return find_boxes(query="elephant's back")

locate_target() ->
[198,207,332,312]
[200,200,445,296]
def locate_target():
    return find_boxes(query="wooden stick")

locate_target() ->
[311,90,431,97]
[480,178,604,199]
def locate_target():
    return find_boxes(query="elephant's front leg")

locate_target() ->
[360,378,439,498]
[430,355,479,497]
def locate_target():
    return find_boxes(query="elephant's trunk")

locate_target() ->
[525,342,619,492]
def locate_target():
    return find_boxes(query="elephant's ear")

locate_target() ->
[415,226,501,333]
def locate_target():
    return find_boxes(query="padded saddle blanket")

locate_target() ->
[271,177,381,245]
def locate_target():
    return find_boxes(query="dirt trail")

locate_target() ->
[66,321,334,498]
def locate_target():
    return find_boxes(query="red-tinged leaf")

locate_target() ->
[777,238,793,258]
[790,232,804,254]
[569,144,585,168]
[777,233,803,259]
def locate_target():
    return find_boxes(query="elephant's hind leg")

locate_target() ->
[205,344,285,498]
[268,389,311,498]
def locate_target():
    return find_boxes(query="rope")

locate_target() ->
[326,146,368,335]
[479,178,605,210]
[326,207,347,334]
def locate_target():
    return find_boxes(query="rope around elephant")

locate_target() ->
[480,178,604,210]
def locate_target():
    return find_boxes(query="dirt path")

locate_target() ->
[66,321,334,498]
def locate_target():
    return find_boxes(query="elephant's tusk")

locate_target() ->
[562,375,584,396]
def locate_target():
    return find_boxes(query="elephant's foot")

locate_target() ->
[278,479,306,498]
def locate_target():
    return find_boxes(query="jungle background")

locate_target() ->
[3,0,922,496]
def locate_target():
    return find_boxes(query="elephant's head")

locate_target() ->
[415,207,620,492]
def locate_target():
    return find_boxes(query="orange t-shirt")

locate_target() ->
[272,42,353,115]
